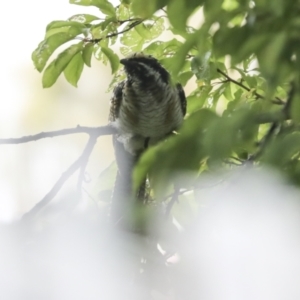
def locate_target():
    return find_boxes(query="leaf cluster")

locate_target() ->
[32,0,300,206]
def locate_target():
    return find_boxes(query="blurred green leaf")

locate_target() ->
[64,51,84,87]
[167,0,204,31]
[135,18,164,41]
[143,39,183,59]
[46,20,86,31]
[223,82,232,101]
[169,30,200,77]
[90,16,118,41]
[290,93,300,123]
[120,26,143,46]
[82,43,94,67]
[187,85,212,114]
[213,26,249,59]
[32,28,82,72]
[42,42,84,88]
[132,0,169,18]
[133,109,217,193]
[117,3,131,19]
[45,27,73,39]
[263,132,300,167]
[70,0,116,16]
[100,45,119,73]
[191,51,211,80]
[178,71,194,86]
[257,32,287,78]
[68,14,100,23]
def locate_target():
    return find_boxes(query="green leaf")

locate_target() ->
[257,32,287,77]
[45,27,72,39]
[64,51,84,87]
[187,85,212,114]
[143,39,183,59]
[46,20,86,31]
[117,3,131,19]
[68,14,100,23]
[133,109,217,193]
[120,39,144,56]
[168,30,200,77]
[70,0,116,17]
[134,18,164,41]
[82,43,94,67]
[100,45,119,73]
[178,71,194,86]
[203,110,255,161]
[213,26,249,59]
[291,93,300,123]
[263,132,300,167]
[132,0,169,18]
[223,82,232,101]
[232,34,267,64]
[167,0,203,31]
[32,28,82,72]
[191,51,211,80]
[120,27,142,46]
[42,42,84,88]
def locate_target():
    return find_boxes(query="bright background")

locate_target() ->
[0,0,120,220]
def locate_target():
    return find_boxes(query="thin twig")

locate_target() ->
[23,135,98,220]
[118,18,142,25]
[216,68,285,105]
[0,125,115,145]
[89,20,143,44]
[248,82,295,162]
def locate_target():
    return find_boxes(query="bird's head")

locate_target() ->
[120,52,170,84]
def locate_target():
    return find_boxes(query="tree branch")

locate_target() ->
[216,68,285,105]
[23,134,98,220]
[248,82,295,162]
[0,125,115,145]
[88,20,143,44]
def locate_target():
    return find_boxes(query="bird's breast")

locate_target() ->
[117,83,183,138]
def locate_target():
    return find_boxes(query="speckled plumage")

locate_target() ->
[109,53,186,218]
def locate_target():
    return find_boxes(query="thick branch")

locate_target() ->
[217,68,285,105]
[23,134,98,220]
[0,125,116,145]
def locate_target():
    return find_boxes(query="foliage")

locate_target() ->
[32,0,300,205]
[26,1,300,297]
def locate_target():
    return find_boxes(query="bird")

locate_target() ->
[109,52,186,222]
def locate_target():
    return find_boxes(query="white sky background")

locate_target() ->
[0,0,120,221]
[0,1,200,221]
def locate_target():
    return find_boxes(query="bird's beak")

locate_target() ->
[120,58,128,65]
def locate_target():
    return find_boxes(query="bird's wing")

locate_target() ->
[176,83,187,117]
[109,80,125,122]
